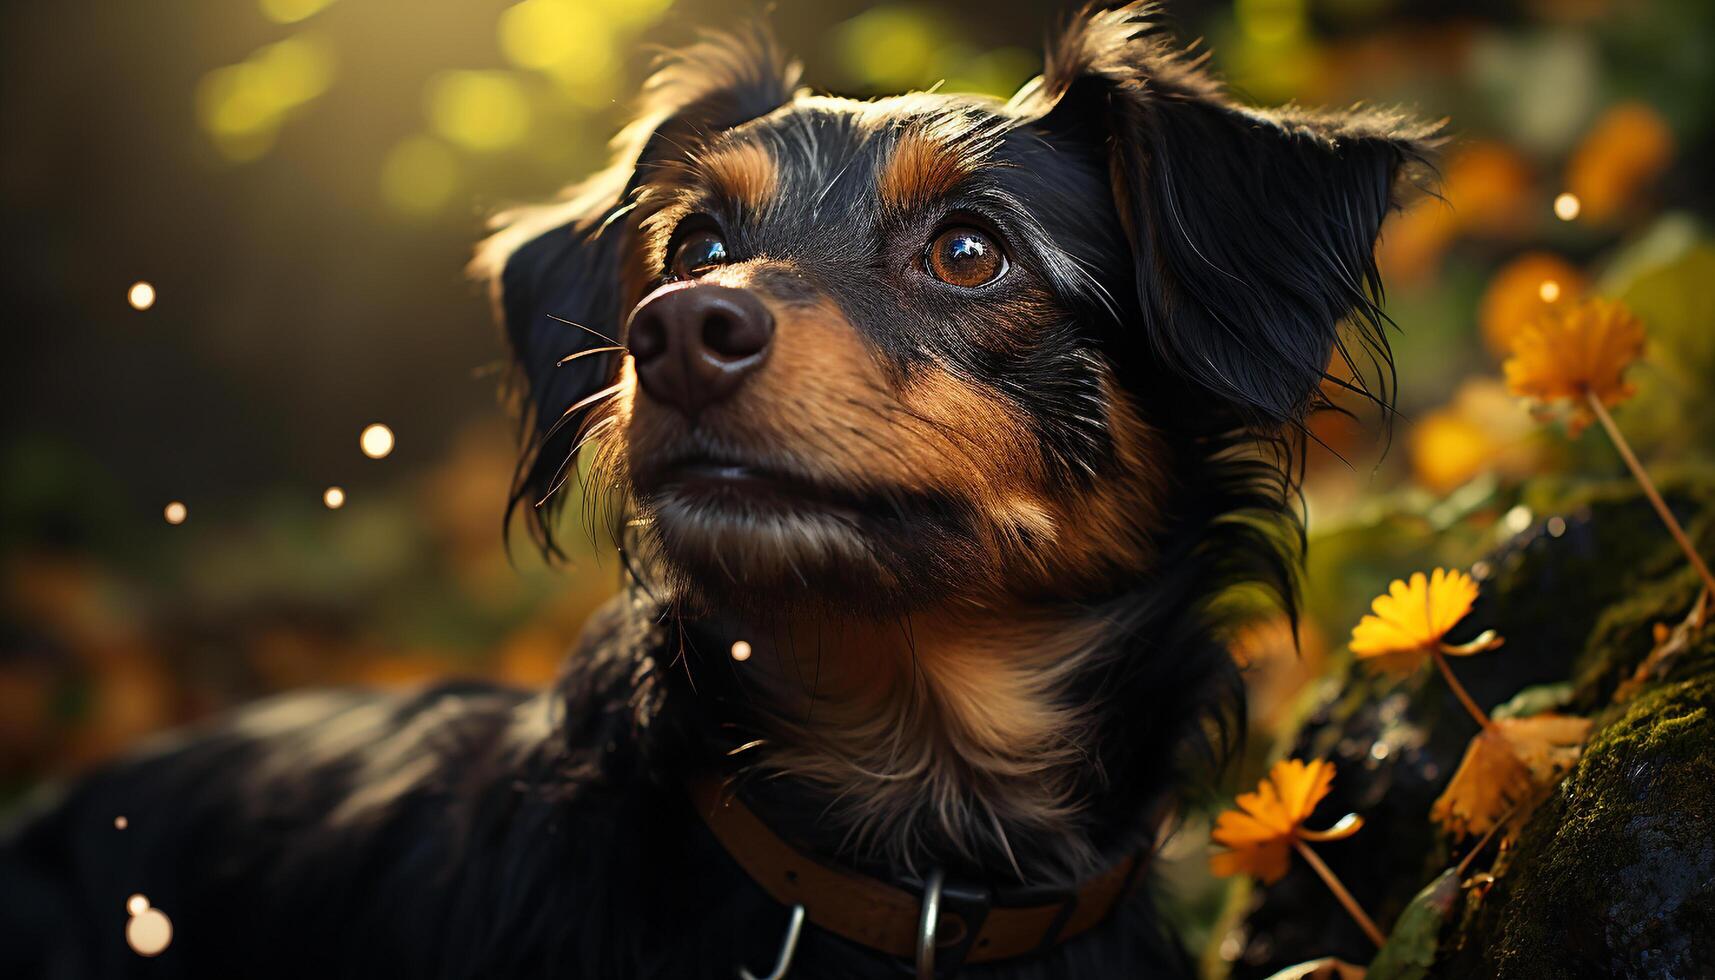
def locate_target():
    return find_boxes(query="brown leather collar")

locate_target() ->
[688,776,1146,974]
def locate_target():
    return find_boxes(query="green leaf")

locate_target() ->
[1368,869,1462,980]
[1491,682,1576,720]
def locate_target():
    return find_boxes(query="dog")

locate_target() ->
[1,5,1432,977]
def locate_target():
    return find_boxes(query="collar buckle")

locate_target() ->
[909,867,991,979]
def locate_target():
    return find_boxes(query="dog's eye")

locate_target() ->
[671,230,729,280]
[925,226,1005,288]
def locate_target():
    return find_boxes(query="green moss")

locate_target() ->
[1570,565,1705,711]
[1445,634,1715,978]
[1243,476,1715,974]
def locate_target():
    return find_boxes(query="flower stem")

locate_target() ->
[1433,647,1493,730]
[1586,390,1715,601]
[1293,838,1387,948]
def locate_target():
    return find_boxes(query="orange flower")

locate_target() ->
[1478,252,1586,356]
[1566,102,1674,223]
[1431,714,1592,838]
[1210,758,1361,883]
[1503,297,1645,436]
[1349,569,1502,673]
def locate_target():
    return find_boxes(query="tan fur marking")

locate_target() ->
[740,606,1117,875]
[700,141,777,209]
[877,126,975,208]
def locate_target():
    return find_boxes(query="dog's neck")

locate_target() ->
[702,597,1140,883]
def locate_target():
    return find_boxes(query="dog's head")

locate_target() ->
[478,4,1432,617]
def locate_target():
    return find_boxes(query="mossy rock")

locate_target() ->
[1440,629,1715,977]
[1229,476,1715,977]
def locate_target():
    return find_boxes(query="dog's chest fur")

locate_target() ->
[5,594,1192,978]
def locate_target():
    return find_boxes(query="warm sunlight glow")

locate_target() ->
[259,0,337,24]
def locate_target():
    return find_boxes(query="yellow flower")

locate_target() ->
[1431,714,1592,838]
[1349,569,1501,673]
[1503,297,1646,436]
[1210,758,1361,883]
[1409,378,1548,494]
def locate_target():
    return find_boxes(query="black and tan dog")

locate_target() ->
[2,5,1432,977]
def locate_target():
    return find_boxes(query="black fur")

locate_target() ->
[2,5,1433,977]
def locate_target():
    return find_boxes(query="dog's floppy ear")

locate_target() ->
[472,28,799,554]
[1014,3,1436,428]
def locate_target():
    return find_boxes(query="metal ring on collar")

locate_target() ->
[915,867,946,980]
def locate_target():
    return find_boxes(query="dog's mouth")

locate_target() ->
[626,438,977,604]
[633,450,870,518]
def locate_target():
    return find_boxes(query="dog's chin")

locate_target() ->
[630,463,967,617]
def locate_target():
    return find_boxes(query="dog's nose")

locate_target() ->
[628,283,774,419]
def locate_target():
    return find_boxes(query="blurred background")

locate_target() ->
[3,0,1712,973]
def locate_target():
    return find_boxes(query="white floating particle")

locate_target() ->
[127,281,156,311]
[126,906,173,956]
[1503,504,1533,535]
[359,423,395,459]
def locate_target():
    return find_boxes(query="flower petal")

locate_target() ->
[1504,297,1645,431]
[1299,813,1364,842]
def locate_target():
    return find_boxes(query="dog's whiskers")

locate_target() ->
[556,345,626,366]
[547,312,626,349]
[540,382,625,443]
[534,414,619,508]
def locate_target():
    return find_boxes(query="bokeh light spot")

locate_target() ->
[1504,505,1534,535]
[323,486,346,509]
[730,640,752,662]
[1237,0,1307,44]
[359,423,395,459]
[196,35,336,162]
[1538,279,1561,303]
[1553,192,1582,221]
[127,281,156,311]
[114,815,128,829]
[499,1,612,72]
[380,137,460,217]
[126,894,149,916]
[426,71,530,152]
[126,905,173,957]
[833,7,938,91]
[163,502,188,525]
